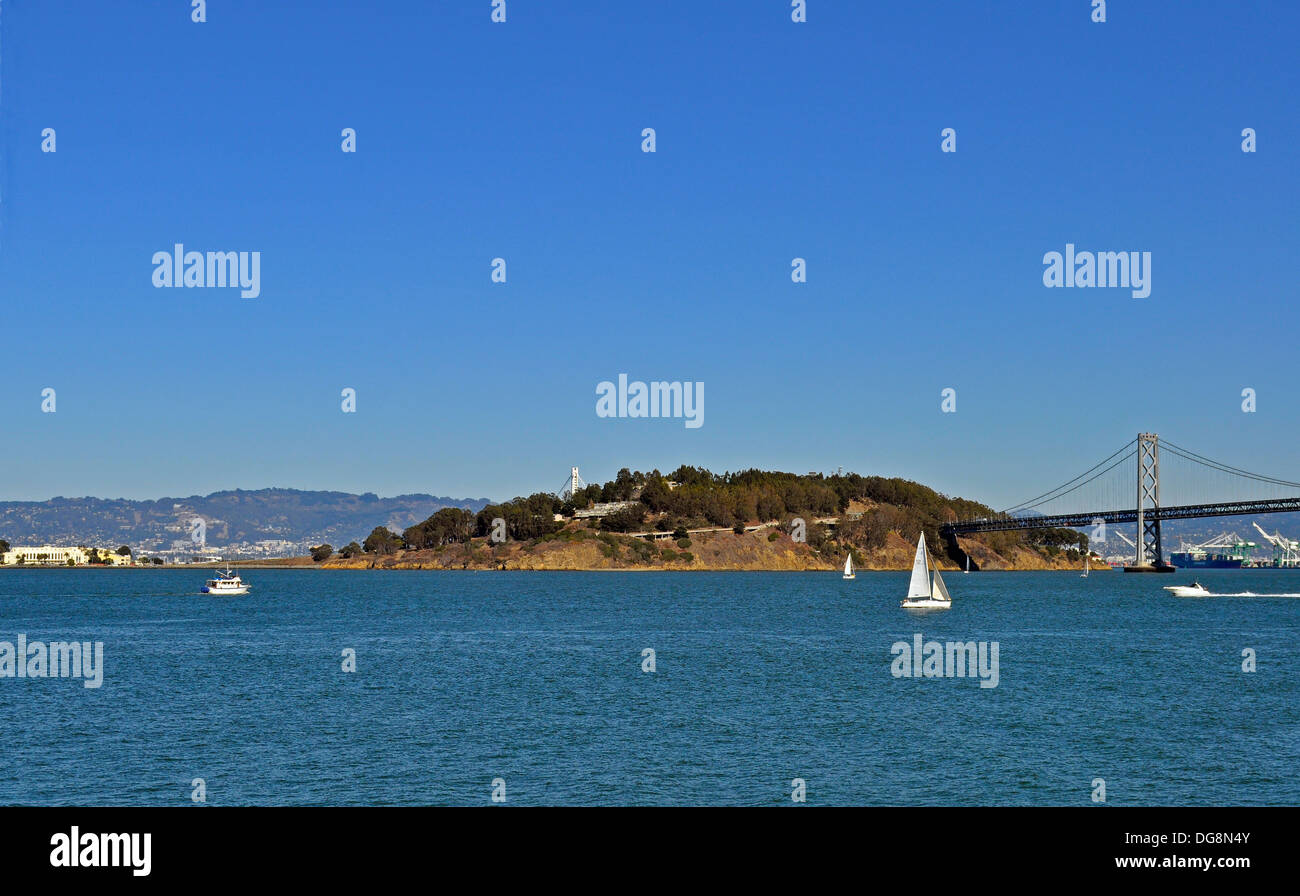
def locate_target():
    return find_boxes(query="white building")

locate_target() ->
[574,501,641,519]
[1,546,131,566]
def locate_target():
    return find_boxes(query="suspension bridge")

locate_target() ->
[944,433,1300,571]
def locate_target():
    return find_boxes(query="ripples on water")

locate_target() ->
[1,569,1295,805]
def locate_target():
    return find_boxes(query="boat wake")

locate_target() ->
[1185,591,1300,598]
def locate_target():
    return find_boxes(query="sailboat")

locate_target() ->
[900,532,952,609]
[843,553,855,580]
[1081,554,1090,578]
[964,554,970,574]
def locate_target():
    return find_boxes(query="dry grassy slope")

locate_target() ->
[314,525,1098,571]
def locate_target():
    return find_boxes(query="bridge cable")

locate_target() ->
[1160,440,1300,490]
[1003,449,1136,514]
[1001,441,1136,514]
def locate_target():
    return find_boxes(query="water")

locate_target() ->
[1,568,1296,806]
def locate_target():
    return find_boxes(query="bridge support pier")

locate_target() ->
[1125,433,1175,573]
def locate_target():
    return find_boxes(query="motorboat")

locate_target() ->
[201,567,251,595]
[1164,581,1211,598]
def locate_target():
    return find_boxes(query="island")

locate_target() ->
[281,466,1097,572]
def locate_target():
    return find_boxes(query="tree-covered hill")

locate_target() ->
[350,466,1087,566]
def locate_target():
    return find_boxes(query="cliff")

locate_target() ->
[306,524,1101,572]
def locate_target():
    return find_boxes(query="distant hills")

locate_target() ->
[0,489,492,557]
[1161,515,1300,546]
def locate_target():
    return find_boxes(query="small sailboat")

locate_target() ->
[964,554,970,574]
[842,552,855,580]
[900,532,952,609]
[1081,554,1090,578]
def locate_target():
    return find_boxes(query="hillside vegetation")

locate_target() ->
[317,467,1092,571]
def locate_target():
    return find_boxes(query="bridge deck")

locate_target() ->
[946,497,1300,534]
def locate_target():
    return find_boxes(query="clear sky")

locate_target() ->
[1,1,1296,507]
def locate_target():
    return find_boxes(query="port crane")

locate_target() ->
[1251,522,1300,568]
[1177,531,1256,557]
[1089,528,1139,564]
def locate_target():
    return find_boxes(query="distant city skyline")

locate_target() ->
[2,2,1296,509]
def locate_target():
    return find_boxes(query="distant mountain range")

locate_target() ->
[0,489,492,557]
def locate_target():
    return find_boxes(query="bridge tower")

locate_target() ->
[1127,433,1172,572]
[558,466,586,499]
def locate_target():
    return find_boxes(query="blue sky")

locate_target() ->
[1,1,1296,508]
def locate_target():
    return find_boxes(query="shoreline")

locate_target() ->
[0,563,1113,572]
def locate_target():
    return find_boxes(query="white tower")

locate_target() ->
[559,467,586,499]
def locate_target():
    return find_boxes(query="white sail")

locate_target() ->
[906,533,931,598]
[844,554,853,576]
[932,568,951,602]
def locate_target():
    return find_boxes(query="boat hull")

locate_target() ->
[201,586,250,595]
[900,599,950,609]
[1164,586,1211,598]
[1169,552,1244,569]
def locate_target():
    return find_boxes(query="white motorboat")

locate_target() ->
[843,553,855,580]
[202,567,251,595]
[901,532,952,609]
[1164,581,1211,598]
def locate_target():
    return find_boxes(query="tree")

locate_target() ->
[473,495,561,542]
[612,467,636,501]
[116,545,132,556]
[363,526,403,555]
[640,477,670,512]
[311,544,334,562]
[0,539,9,553]
[338,541,363,559]
[599,504,646,533]
[409,507,477,549]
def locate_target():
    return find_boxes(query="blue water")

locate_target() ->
[1,569,1296,806]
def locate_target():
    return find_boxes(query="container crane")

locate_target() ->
[1251,522,1300,568]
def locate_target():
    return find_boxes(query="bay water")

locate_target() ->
[1,569,1295,805]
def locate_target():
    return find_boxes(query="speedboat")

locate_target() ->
[201,567,250,595]
[1164,581,1211,598]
